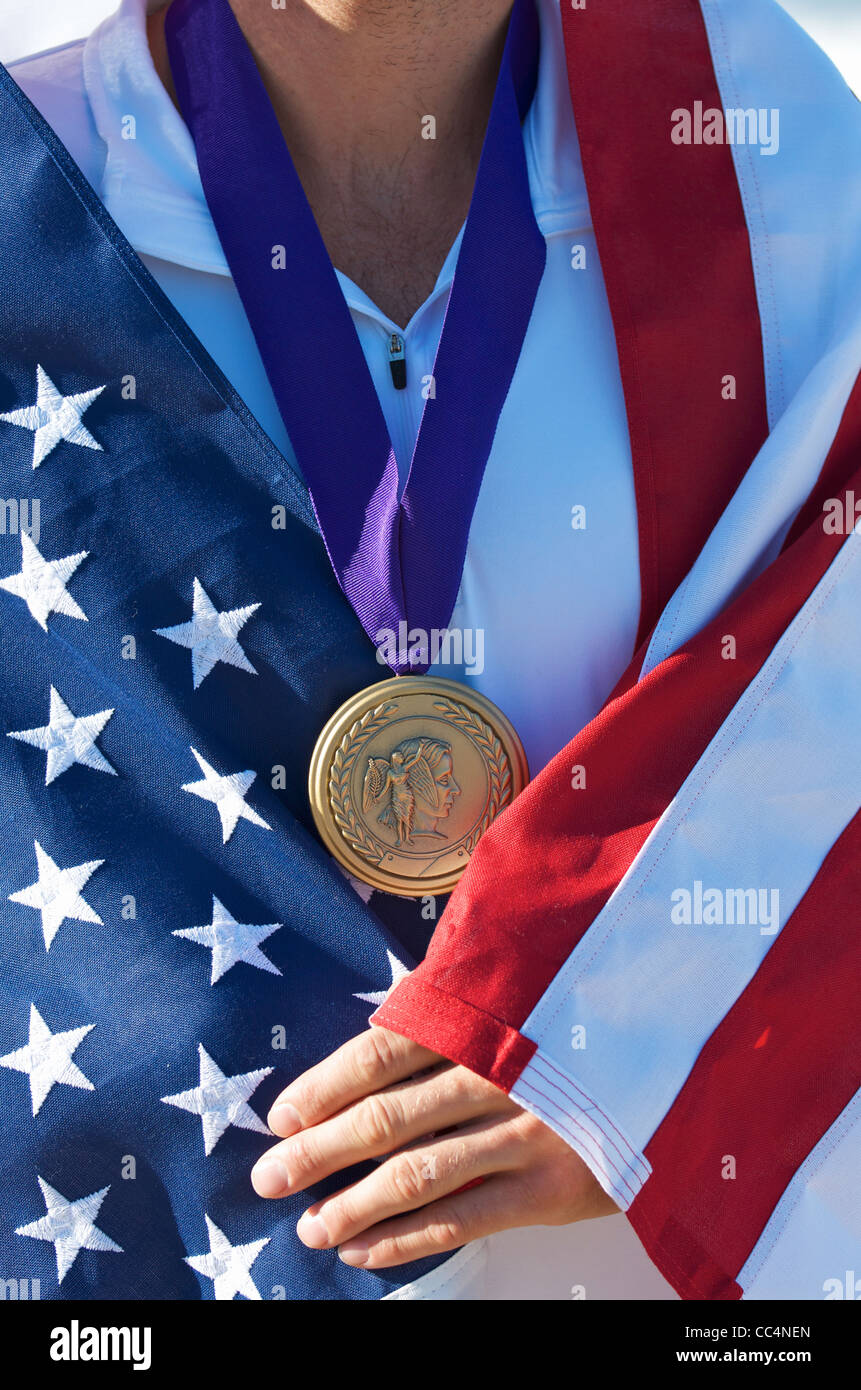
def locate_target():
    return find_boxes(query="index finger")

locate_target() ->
[267,1025,442,1137]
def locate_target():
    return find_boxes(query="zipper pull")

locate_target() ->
[388,333,407,390]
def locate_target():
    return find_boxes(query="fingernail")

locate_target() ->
[250,1155,290,1198]
[296,1211,330,1249]
[267,1100,301,1137]
[338,1241,369,1267]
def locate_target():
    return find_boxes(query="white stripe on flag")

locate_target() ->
[382,1239,489,1300]
[518,527,861,1157]
[703,0,861,424]
[739,1089,861,1300]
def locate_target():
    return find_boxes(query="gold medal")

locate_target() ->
[309,676,529,897]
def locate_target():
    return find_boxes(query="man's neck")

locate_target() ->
[150,0,516,326]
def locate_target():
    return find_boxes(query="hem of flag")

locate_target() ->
[371,977,536,1093]
[509,1051,650,1212]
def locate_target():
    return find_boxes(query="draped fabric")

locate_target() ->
[1,0,859,1302]
[373,0,861,1300]
[0,58,451,1300]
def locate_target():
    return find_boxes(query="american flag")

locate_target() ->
[2,0,861,1306]
[0,60,445,1301]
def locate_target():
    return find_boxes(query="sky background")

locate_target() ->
[0,0,860,93]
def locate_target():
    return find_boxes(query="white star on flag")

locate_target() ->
[155,578,260,689]
[353,949,411,1006]
[182,747,271,843]
[161,1044,273,1156]
[0,533,88,630]
[8,686,116,785]
[9,839,104,951]
[0,364,105,469]
[16,1177,122,1283]
[0,1004,95,1116]
[173,895,282,984]
[185,1214,270,1301]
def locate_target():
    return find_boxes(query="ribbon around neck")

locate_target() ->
[166,0,546,674]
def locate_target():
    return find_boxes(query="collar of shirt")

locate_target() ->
[81,0,590,327]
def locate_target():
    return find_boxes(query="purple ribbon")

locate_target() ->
[166,0,545,674]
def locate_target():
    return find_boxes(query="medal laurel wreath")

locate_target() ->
[329,700,399,867]
[328,696,512,867]
[431,697,512,852]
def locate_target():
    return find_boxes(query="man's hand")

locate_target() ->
[250,1026,617,1269]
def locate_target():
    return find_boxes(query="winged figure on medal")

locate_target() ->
[362,736,458,846]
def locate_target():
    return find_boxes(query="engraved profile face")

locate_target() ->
[362,735,461,846]
[413,745,461,831]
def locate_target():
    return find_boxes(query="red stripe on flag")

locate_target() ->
[628,810,861,1300]
[377,980,536,1093]
[559,0,769,642]
[373,372,861,1077]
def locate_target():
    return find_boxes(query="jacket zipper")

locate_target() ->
[388,332,407,390]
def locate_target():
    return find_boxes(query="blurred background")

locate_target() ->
[0,0,860,93]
